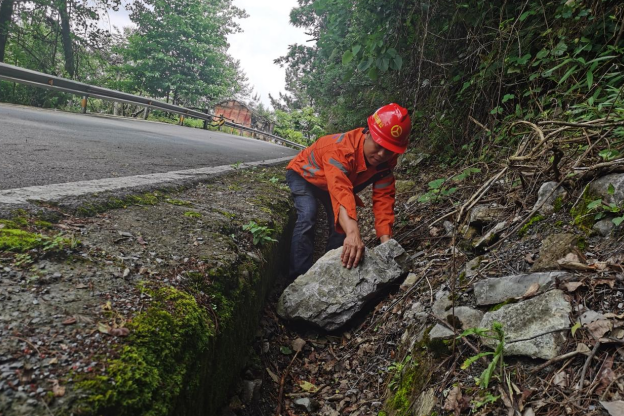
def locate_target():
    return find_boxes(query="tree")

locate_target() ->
[122,0,248,107]
[0,0,16,62]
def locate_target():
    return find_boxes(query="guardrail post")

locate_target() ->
[143,107,150,120]
[203,109,208,130]
[81,95,88,114]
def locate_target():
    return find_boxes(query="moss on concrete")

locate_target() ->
[68,167,295,416]
[0,228,43,252]
[76,286,213,416]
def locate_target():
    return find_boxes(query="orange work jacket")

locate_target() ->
[286,128,397,237]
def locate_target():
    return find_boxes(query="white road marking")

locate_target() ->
[0,156,293,205]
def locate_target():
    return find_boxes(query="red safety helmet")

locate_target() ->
[366,103,411,154]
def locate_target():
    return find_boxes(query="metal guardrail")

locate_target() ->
[0,63,306,150]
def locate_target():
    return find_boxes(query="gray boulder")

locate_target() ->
[589,173,624,206]
[479,290,571,360]
[534,182,567,215]
[277,239,409,330]
[474,271,569,306]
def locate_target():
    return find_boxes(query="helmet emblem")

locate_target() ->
[390,125,402,138]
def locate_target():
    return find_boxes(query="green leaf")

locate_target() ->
[599,149,620,161]
[586,199,603,210]
[461,352,494,370]
[351,44,361,55]
[502,94,515,103]
[394,55,403,70]
[608,183,615,195]
[458,327,491,338]
[342,51,354,65]
[571,321,581,337]
[552,41,568,56]
[587,70,594,89]
[428,178,445,189]
[368,66,379,81]
[558,65,578,84]
[536,49,550,59]
[280,346,292,355]
[613,217,624,226]
[358,57,373,72]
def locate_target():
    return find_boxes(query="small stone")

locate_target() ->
[531,233,579,272]
[474,221,507,249]
[400,273,419,289]
[474,271,568,306]
[294,397,320,413]
[443,221,455,236]
[464,257,482,279]
[446,306,484,330]
[593,219,615,237]
[432,289,451,318]
[428,324,454,341]
[534,182,567,215]
[469,204,505,225]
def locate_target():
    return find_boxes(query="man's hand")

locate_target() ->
[338,206,365,269]
[379,235,391,243]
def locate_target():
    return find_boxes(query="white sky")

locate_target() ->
[103,0,309,108]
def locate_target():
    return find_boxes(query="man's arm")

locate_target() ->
[338,206,365,269]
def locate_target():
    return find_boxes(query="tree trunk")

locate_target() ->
[57,0,75,78]
[0,0,16,62]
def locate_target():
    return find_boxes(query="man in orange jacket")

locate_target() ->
[286,103,411,280]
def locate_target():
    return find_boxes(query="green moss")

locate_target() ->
[0,229,44,252]
[34,220,53,229]
[577,237,587,251]
[570,188,597,232]
[518,214,544,237]
[385,351,432,416]
[489,298,517,311]
[76,192,162,216]
[166,198,193,206]
[183,211,202,219]
[77,286,213,416]
[553,195,564,213]
[0,219,20,229]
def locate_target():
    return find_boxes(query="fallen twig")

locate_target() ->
[275,350,300,416]
[577,341,601,391]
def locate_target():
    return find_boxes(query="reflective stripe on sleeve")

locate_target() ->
[336,133,346,143]
[373,180,394,190]
[328,158,348,175]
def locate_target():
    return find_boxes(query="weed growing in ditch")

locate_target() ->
[242,221,277,246]
[458,322,505,389]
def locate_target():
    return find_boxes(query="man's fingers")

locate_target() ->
[353,248,363,268]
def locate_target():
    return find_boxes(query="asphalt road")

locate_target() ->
[0,104,298,191]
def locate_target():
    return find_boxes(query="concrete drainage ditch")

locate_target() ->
[0,166,294,416]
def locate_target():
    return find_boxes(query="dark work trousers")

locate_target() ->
[286,169,346,279]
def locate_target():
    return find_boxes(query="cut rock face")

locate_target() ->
[479,290,571,360]
[474,271,569,306]
[277,239,410,331]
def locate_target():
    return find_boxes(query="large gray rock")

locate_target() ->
[480,290,571,360]
[474,271,569,306]
[277,239,409,330]
[531,233,579,272]
[534,182,567,215]
[589,174,624,206]
[469,204,505,225]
